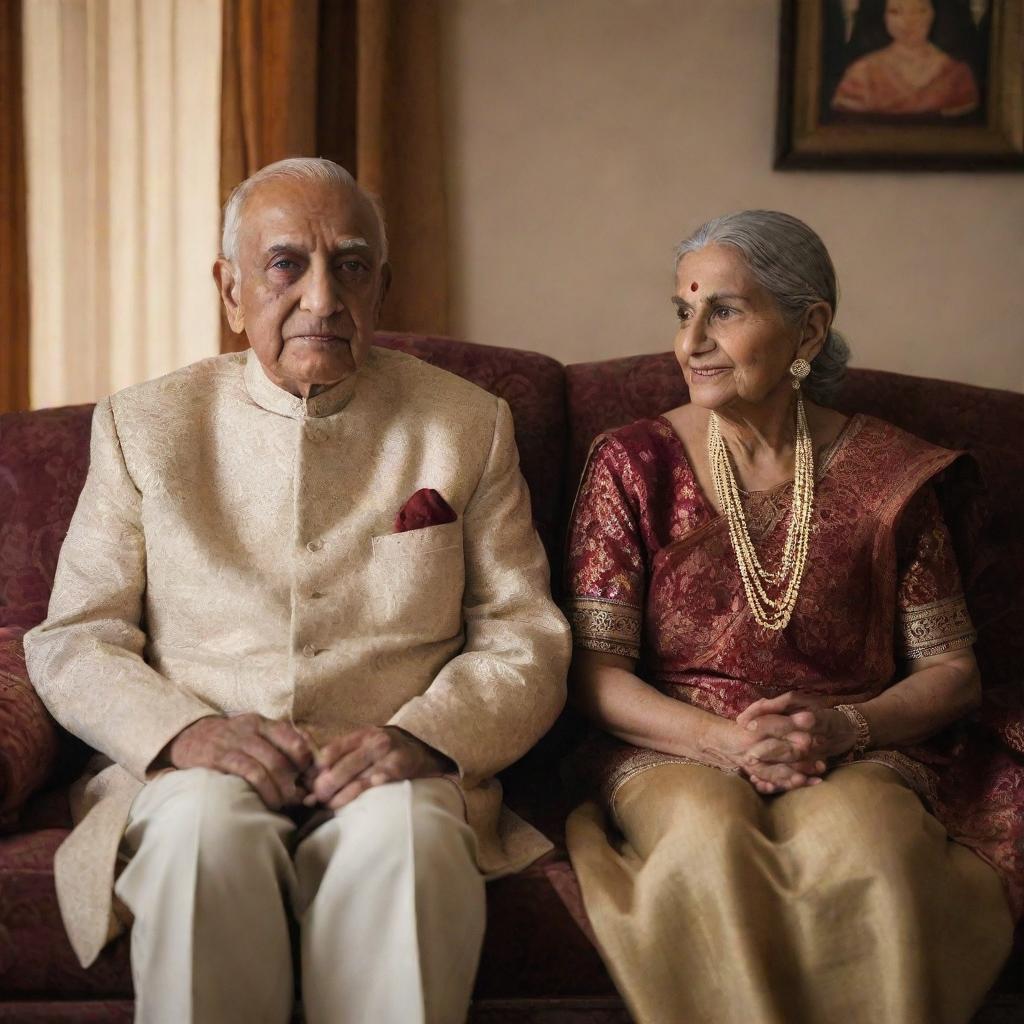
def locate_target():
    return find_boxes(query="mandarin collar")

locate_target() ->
[243,347,360,419]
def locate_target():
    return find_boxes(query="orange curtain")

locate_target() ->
[0,0,29,412]
[219,0,320,354]
[356,0,447,337]
[219,0,447,353]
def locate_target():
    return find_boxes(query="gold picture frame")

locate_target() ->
[775,0,1024,169]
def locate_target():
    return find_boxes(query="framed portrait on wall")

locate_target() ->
[775,0,1024,169]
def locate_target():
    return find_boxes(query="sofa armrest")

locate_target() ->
[0,627,60,827]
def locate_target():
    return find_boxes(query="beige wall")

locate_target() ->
[441,0,1024,392]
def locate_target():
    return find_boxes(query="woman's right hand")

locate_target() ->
[738,692,863,793]
[702,695,827,794]
[570,652,828,792]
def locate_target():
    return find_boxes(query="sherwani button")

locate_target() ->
[306,539,324,553]
[302,644,317,658]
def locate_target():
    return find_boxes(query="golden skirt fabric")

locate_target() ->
[566,762,1013,1024]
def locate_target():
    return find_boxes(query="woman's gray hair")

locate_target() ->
[674,210,850,404]
[220,157,389,266]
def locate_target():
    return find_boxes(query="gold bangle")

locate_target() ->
[835,704,871,756]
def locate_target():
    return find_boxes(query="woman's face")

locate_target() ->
[673,244,804,411]
[885,0,934,46]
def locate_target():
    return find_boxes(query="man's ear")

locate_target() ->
[797,301,831,363]
[374,263,392,323]
[213,258,245,334]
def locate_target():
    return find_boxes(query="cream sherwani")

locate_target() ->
[25,346,570,976]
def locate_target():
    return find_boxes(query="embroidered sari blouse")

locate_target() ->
[565,414,976,801]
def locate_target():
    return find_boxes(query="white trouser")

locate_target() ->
[114,768,486,1024]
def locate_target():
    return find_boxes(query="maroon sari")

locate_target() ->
[566,413,1024,917]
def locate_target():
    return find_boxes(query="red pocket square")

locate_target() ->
[394,489,457,533]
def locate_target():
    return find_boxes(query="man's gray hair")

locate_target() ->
[674,210,850,404]
[220,157,389,266]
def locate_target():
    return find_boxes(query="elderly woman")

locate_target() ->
[564,211,1016,1024]
[831,0,979,116]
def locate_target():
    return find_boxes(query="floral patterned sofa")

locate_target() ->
[1,333,1021,1023]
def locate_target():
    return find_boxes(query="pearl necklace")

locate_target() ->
[707,392,814,632]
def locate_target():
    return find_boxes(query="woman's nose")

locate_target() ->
[679,318,712,357]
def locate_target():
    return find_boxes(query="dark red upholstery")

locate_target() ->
[1,339,1020,1022]
[0,405,93,632]
[835,370,1024,699]
[0,630,58,829]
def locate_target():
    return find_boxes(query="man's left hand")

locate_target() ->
[303,726,454,810]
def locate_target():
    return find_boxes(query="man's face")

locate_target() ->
[215,177,388,396]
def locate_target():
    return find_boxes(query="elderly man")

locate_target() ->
[25,157,570,1024]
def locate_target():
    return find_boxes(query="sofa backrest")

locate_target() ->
[0,404,94,630]
[564,352,1024,690]
[0,336,567,630]
[4,340,1023,693]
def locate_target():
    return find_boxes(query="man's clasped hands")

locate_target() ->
[164,715,452,811]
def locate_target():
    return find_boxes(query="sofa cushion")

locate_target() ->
[0,1004,135,1023]
[833,370,1024,695]
[0,406,94,631]
[0,631,59,827]
[0,821,611,1003]
[0,830,132,999]
[564,352,684,492]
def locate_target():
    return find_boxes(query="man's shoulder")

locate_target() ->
[109,353,246,418]
[366,346,500,421]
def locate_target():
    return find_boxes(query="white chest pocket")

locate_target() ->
[370,520,466,639]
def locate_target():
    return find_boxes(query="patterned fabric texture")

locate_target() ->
[565,357,1024,918]
[1,341,1022,1015]
[375,333,567,571]
[0,830,131,999]
[0,628,58,828]
[0,405,94,631]
[23,345,569,967]
[566,358,1024,693]
[563,413,1024,911]
[0,821,608,1009]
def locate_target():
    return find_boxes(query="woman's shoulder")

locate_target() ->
[850,412,958,459]
[580,415,697,517]
[588,415,687,469]
[835,413,965,505]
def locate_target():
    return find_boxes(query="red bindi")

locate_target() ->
[690,281,698,292]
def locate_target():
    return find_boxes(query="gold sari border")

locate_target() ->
[567,596,642,661]
[855,750,939,808]
[604,750,938,821]
[604,749,739,817]
[899,595,977,660]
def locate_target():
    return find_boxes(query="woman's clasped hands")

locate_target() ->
[726,692,860,794]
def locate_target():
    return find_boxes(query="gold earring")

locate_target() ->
[789,357,811,390]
